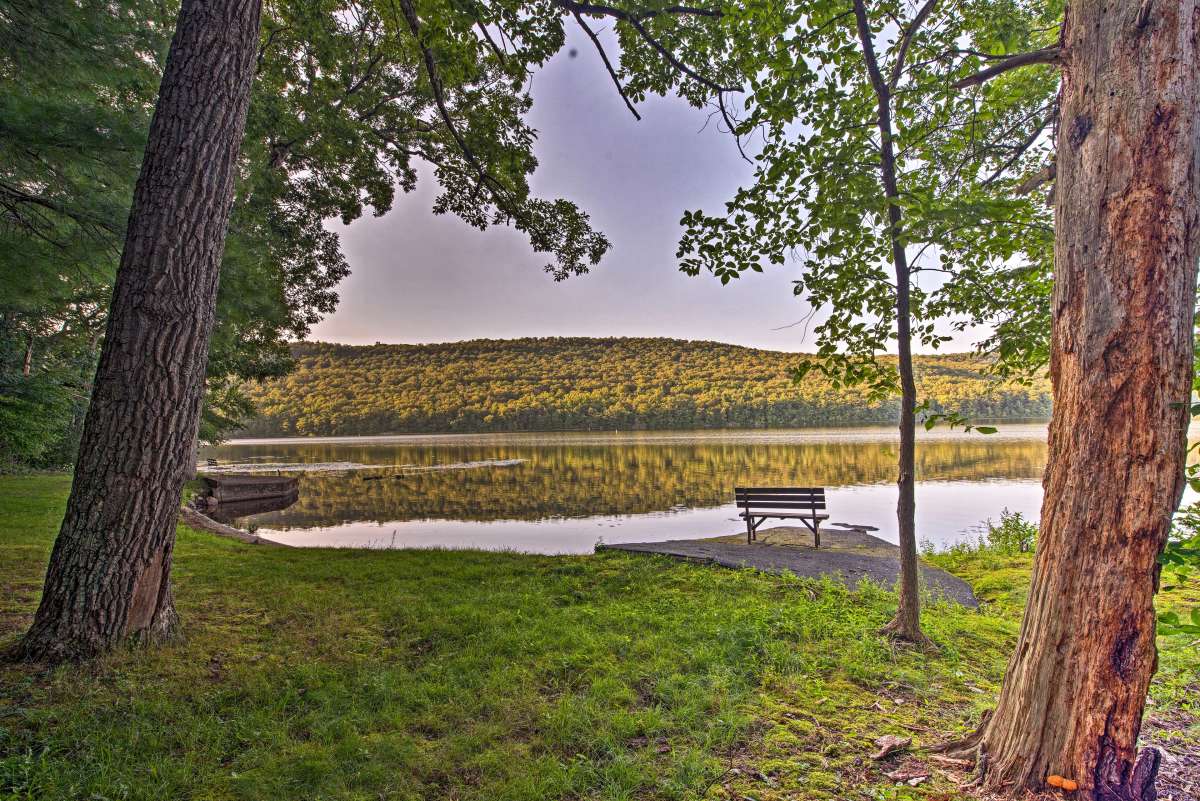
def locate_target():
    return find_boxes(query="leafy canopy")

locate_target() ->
[677,0,1060,401]
[0,0,735,462]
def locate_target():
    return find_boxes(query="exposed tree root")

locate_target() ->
[879,614,937,651]
[922,713,1163,801]
[960,746,988,791]
[926,709,991,758]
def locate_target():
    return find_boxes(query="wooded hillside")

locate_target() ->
[236,338,1051,436]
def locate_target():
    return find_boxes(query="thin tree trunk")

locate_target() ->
[16,0,262,663]
[974,2,1200,798]
[886,262,922,643]
[853,0,927,644]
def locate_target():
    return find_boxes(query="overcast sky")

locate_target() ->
[311,29,981,354]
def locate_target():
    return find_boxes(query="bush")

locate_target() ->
[985,508,1038,554]
[924,508,1039,558]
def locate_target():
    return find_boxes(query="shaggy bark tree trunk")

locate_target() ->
[974,2,1200,798]
[15,0,262,663]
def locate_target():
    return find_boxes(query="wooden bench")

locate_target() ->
[735,487,829,548]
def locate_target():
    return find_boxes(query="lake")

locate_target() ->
[199,424,1056,554]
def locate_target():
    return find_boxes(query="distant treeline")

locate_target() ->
[237,338,1052,437]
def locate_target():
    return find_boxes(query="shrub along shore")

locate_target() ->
[1,474,1196,801]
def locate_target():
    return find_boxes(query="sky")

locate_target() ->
[311,29,982,354]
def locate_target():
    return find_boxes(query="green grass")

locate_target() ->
[0,475,1195,801]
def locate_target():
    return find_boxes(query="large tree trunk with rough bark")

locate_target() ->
[15,0,262,663]
[973,2,1200,798]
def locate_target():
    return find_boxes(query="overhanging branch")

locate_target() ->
[393,0,508,201]
[953,46,1062,90]
[550,0,736,95]
[573,11,641,119]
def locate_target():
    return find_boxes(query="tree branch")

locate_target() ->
[0,181,121,234]
[888,0,939,90]
[983,106,1057,186]
[551,0,736,94]
[550,0,721,22]
[393,0,506,200]
[852,0,888,99]
[573,11,641,119]
[256,24,290,74]
[624,15,737,93]
[476,21,507,65]
[717,91,751,163]
[1015,163,1055,194]
[953,46,1062,90]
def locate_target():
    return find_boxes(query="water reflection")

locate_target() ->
[199,425,1055,553]
[205,492,300,524]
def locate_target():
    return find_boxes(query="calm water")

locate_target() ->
[199,424,1058,554]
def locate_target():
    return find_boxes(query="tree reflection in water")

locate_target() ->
[202,428,1049,532]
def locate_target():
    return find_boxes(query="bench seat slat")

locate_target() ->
[736,502,826,511]
[734,497,826,505]
[736,496,824,503]
[736,494,825,502]
[739,512,829,520]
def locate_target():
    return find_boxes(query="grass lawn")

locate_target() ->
[0,474,1196,801]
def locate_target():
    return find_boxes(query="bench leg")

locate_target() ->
[800,516,820,549]
[746,516,764,544]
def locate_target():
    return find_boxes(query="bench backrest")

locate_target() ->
[734,487,825,512]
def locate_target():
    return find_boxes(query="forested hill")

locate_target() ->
[236,338,1051,437]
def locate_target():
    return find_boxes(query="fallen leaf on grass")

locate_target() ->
[872,734,912,760]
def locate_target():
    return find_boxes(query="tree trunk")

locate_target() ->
[976,2,1200,798]
[852,0,927,644]
[15,0,262,663]
[885,277,923,643]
